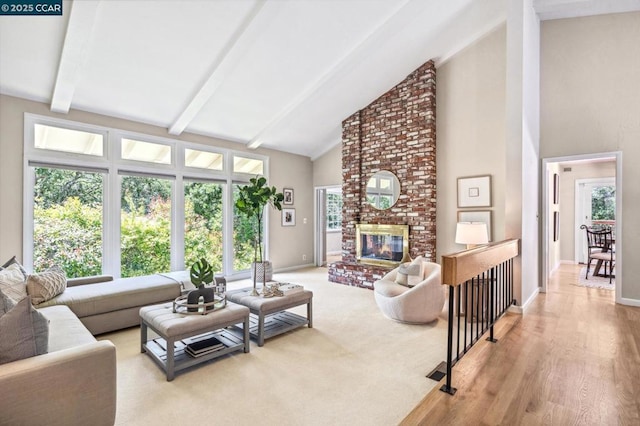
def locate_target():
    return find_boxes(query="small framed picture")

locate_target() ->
[457,175,491,208]
[282,208,296,226]
[283,188,294,205]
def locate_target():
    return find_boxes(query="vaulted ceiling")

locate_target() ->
[1,0,638,159]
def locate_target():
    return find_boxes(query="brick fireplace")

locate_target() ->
[328,60,436,289]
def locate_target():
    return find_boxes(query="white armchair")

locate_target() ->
[373,257,445,324]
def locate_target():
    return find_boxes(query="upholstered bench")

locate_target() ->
[140,302,250,381]
[226,288,313,346]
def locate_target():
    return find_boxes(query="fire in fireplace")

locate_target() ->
[355,223,409,267]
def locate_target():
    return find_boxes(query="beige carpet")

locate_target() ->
[99,267,448,425]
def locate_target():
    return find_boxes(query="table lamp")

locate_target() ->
[455,222,489,249]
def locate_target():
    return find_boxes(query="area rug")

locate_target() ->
[99,267,448,426]
[577,267,615,290]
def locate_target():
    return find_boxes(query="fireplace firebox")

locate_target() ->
[356,223,409,267]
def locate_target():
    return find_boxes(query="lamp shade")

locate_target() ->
[455,222,489,246]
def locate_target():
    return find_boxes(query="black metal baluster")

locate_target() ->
[456,284,461,362]
[441,284,457,395]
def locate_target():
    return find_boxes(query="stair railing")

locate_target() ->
[439,239,520,395]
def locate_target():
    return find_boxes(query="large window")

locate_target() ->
[184,180,224,272]
[326,190,342,231]
[592,185,615,221]
[25,115,268,278]
[120,175,172,278]
[232,183,259,272]
[33,167,104,278]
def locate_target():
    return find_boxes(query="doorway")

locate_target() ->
[542,152,622,304]
[314,186,342,267]
[574,177,615,264]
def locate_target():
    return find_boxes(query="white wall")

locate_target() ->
[504,0,540,308]
[540,12,640,301]
[312,143,341,188]
[436,25,507,259]
[0,94,314,272]
[326,231,341,254]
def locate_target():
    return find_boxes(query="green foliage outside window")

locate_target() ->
[326,192,342,231]
[591,186,615,221]
[33,168,260,278]
[184,182,223,273]
[34,197,103,278]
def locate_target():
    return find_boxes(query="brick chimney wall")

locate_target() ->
[328,60,436,289]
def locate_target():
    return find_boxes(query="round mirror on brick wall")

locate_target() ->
[366,170,401,210]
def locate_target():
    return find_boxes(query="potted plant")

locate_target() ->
[187,258,215,312]
[235,176,284,295]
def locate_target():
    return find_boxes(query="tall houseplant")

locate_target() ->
[235,176,284,295]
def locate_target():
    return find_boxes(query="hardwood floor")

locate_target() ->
[401,264,640,425]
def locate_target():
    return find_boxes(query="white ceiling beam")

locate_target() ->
[168,1,270,136]
[50,0,101,114]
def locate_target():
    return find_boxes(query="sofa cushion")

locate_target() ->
[0,291,49,364]
[27,266,67,305]
[38,274,181,318]
[0,263,28,302]
[39,305,96,352]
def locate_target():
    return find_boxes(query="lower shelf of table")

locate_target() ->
[143,329,245,375]
[232,311,309,342]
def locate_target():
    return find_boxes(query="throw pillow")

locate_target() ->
[0,290,49,358]
[26,266,67,305]
[395,262,421,287]
[1,255,27,280]
[0,293,38,364]
[0,263,28,302]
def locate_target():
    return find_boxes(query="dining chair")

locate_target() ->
[580,224,616,284]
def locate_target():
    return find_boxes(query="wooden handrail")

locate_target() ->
[441,239,520,286]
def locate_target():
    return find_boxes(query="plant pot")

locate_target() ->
[251,261,273,283]
[187,286,215,312]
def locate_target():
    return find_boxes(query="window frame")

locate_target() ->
[23,113,270,279]
[326,191,343,232]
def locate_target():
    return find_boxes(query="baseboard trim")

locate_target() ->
[274,263,316,273]
[619,297,640,307]
[509,286,540,315]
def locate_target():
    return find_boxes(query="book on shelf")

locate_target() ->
[185,336,225,357]
[277,282,304,295]
[185,345,224,358]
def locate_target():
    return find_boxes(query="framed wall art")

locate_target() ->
[457,175,491,208]
[553,173,559,205]
[283,188,294,205]
[457,210,492,242]
[553,211,559,242]
[282,208,296,226]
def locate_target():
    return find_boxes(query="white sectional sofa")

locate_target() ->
[38,273,183,335]
[0,268,186,425]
